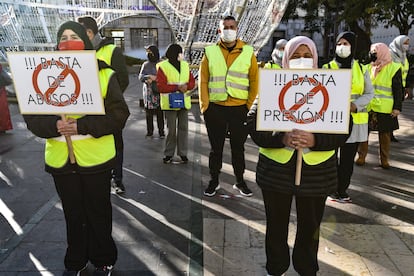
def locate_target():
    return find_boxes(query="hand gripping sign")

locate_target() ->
[257,68,352,185]
[7,51,105,163]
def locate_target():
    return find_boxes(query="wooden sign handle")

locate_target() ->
[61,114,76,164]
[295,148,303,186]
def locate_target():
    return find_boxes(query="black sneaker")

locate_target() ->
[93,265,113,276]
[204,182,220,197]
[62,264,87,276]
[233,181,253,197]
[163,156,172,164]
[159,132,165,139]
[145,133,153,139]
[114,182,125,194]
[180,156,188,164]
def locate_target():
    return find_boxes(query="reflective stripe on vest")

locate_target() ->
[368,62,400,113]
[157,60,192,110]
[96,44,116,65]
[259,146,335,165]
[205,45,253,101]
[323,60,368,124]
[45,68,116,168]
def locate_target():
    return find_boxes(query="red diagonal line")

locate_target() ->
[44,67,72,100]
[286,84,323,111]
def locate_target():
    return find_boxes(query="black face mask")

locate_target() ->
[369,52,377,62]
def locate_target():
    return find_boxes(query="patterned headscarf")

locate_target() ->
[389,35,409,65]
[282,36,318,69]
[370,43,392,78]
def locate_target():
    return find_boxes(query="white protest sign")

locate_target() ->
[257,69,352,133]
[7,51,105,114]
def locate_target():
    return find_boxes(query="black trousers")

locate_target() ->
[262,190,327,276]
[53,170,117,270]
[203,104,248,182]
[145,107,164,135]
[337,142,359,197]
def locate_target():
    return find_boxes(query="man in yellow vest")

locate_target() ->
[78,16,130,194]
[199,15,259,197]
[323,31,374,203]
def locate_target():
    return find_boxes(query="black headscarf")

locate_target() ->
[146,45,160,63]
[56,21,93,50]
[335,31,356,69]
[165,43,182,72]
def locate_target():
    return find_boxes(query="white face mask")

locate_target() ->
[220,29,237,43]
[336,45,352,58]
[288,58,314,69]
[402,44,409,52]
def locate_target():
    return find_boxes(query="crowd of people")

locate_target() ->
[2,13,412,276]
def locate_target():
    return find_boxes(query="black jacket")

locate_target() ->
[247,99,350,196]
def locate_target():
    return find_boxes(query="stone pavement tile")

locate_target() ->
[203,218,224,247]
[391,226,414,252]
[224,219,250,248]
[320,223,383,253]
[387,254,414,276]
[113,241,159,271]
[222,246,264,275]
[359,253,401,276]
[248,220,265,248]
[367,225,412,255]
[0,241,65,272]
[203,245,223,276]
[317,250,370,275]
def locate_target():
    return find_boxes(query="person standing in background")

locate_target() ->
[389,35,410,142]
[0,64,13,133]
[24,21,130,276]
[199,15,259,197]
[139,45,165,139]
[356,43,403,169]
[264,38,288,69]
[323,31,374,203]
[157,43,195,164]
[78,16,129,194]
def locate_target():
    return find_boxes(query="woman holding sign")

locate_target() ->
[247,36,350,276]
[24,21,129,276]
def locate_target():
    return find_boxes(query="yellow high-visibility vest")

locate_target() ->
[45,68,116,168]
[259,146,335,165]
[157,60,192,110]
[96,44,116,65]
[264,62,281,69]
[323,60,368,124]
[205,45,253,101]
[367,62,401,113]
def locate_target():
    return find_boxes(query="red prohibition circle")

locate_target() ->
[278,77,329,124]
[32,60,81,107]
